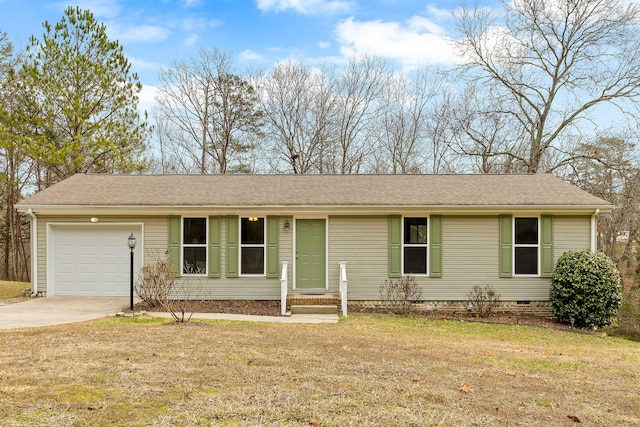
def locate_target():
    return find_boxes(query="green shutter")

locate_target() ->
[208,216,221,278]
[540,214,554,277]
[168,215,181,277]
[389,215,402,278]
[226,216,239,278]
[499,215,512,278]
[429,215,442,278]
[266,216,279,278]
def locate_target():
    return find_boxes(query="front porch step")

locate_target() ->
[291,304,338,315]
[287,293,340,306]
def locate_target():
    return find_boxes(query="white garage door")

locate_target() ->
[50,225,142,296]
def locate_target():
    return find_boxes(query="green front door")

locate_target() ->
[296,219,326,289]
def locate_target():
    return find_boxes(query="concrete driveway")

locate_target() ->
[0,297,129,329]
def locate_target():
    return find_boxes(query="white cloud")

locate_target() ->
[183,34,198,47]
[181,16,223,32]
[239,49,266,62]
[128,56,163,73]
[424,5,454,22]
[335,16,462,68]
[318,41,331,49]
[54,0,121,19]
[256,0,354,15]
[138,84,159,115]
[111,24,171,44]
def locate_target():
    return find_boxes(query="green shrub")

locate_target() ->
[551,250,621,328]
[612,285,640,340]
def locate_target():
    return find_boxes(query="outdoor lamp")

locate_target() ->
[128,233,136,311]
[128,233,137,250]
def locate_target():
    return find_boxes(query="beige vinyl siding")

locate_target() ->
[36,216,162,294]
[329,216,388,299]
[438,216,550,301]
[279,216,294,287]
[436,216,504,300]
[554,216,591,258]
[172,215,290,300]
[35,213,593,300]
[36,215,288,299]
[327,215,594,302]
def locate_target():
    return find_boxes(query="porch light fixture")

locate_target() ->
[284,219,290,230]
[90,217,99,223]
[128,233,137,311]
[248,216,259,222]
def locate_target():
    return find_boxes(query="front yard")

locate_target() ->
[0,314,639,426]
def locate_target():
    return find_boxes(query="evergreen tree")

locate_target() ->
[23,6,149,186]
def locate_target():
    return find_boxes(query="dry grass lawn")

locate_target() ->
[0,280,30,301]
[0,314,638,426]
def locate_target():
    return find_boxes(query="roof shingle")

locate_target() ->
[16,173,610,210]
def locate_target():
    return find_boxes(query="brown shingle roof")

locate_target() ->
[16,173,610,210]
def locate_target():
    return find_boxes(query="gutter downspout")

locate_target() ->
[26,208,38,297]
[590,209,600,252]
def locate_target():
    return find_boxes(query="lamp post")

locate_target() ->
[128,233,137,311]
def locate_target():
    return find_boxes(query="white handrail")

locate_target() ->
[280,262,288,316]
[339,261,348,316]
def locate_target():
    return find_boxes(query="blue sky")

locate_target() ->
[0,0,484,111]
[0,0,630,132]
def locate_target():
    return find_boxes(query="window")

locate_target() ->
[241,217,265,275]
[183,217,206,275]
[514,217,538,275]
[404,217,428,275]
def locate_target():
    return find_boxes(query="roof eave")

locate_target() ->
[16,203,613,216]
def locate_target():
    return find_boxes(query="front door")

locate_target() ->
[296,219,326,289]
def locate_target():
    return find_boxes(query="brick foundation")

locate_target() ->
[348,300,553,316]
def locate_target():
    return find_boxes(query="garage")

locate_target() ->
[49,224,142,296]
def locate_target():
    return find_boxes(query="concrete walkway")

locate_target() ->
[0,296,129,329]
[0,297,339,329]
[148,311,340,324]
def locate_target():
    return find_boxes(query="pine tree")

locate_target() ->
[22,6,149,186]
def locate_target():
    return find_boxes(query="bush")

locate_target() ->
[612,284,640,340]
[551,250,621,328]
[134,256,196,322]
[379,275,422,315]
[134,257,175,305]
[465,285,501,318]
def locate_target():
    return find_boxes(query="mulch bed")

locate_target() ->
[135,300,283,316]
[135,300,577,331]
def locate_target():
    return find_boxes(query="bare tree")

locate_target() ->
[455,0,640,173]
[566,136,640,267]
[449,84,527,173]
[0,32,32,281]
[252,61,333,173]
[371,67,439,174]
[327,55,388,174]
[155,48,263,174]
[425,89,464,174]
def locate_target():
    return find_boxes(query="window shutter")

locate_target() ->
[429,215,442,278]
[499,215,512,278]
[226,216,239,278]
[168,215,181,277]
[208,216,221,278]
[540,215,554,277]
[266,216,279,278]
[388,215,402,278]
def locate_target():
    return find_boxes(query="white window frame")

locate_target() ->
[402,216,429,276]
[182,217,207,276]
[240,216,266,276]
[513,216,540,277]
